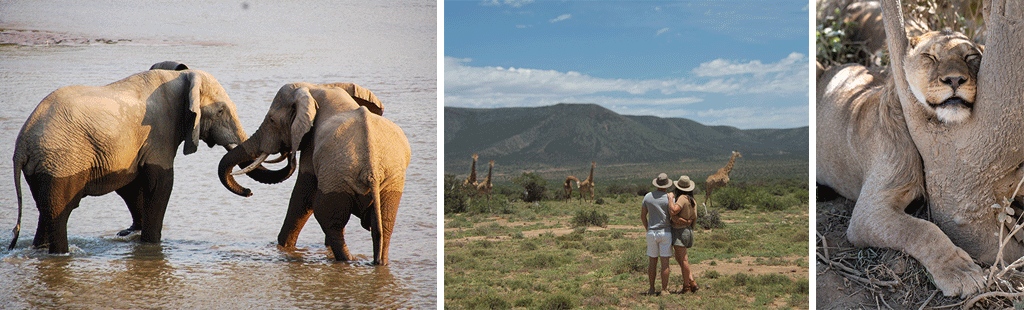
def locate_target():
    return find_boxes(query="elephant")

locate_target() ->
[217,82,409,265]
[149,61,189,71]
[9,62,251,254]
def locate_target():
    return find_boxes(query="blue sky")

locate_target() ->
[444,0,809,129]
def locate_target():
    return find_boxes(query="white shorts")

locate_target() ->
[646,230,672,257]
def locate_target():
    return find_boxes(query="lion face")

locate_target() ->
[904,30,983,124]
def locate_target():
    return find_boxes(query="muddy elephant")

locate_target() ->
[9,63,249,254]
[217,83,409,265]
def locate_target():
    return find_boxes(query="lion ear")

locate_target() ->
[908,35,921,48]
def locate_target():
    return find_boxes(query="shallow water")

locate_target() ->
[0,1,436,308]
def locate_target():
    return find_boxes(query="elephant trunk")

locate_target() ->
[219,142,259,197]
[240,153,296,184]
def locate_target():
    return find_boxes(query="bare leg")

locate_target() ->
[647,256,658,295]
[659,256,670,293]
[674,245,694,292]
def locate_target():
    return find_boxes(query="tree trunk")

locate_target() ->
[881,0,1024,263]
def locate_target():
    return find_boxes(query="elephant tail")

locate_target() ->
[9,157,24,250]
[371,179,384,265]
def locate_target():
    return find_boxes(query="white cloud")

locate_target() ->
[445,55,807,97]
[480,0,534,8]
[691,52,805,77]
[444,55,808,128]
[516,24,531,29]
[550,14,571,23]
[655,27,670,36]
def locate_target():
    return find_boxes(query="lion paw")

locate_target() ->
[927,249,986,298]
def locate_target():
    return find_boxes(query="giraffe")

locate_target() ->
[462,154,478,190]
[578,162,596,202]
[704,151,742,211]
[476,160,494,201]
[563,176,579,202]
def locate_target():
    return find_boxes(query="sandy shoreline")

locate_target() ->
[0,28,130,46]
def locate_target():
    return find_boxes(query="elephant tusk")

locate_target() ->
[262,153,288,164]
[233,153,268,175]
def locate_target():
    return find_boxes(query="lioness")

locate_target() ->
[817,30,985,297]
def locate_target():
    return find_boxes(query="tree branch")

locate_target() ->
[880,0,912,104]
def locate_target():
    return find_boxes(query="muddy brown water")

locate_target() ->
[0,1,436,308]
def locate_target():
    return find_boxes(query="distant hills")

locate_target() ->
[444,103,808,175]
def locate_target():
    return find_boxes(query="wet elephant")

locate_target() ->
[218,82,408,265]
[9,63,248,254]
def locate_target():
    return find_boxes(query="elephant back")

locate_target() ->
[313,107,410,195]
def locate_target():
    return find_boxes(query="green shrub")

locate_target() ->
[466,291,509,310]
[595,197,605,204]
[571,210,609,227]
[512,172,549,202]
[612,247,647,274]
[510,231,525,239]
[444,174,470,214]
[733,273,752,286]
[524,253,566,269]
[540,294,576,310]
[587,241,614,254]
[704,269,722,279]
[514,297,534,308]
[520,241,539,251]
[698,210,726,230]
[714,186,747,210]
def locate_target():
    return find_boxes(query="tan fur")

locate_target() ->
[903,31,983,124]
[564,175,579,202]
[463,154,478,189]
[476,160,494,201]
[817,30,986,297]
[578,162,595,202]
[704,151,741,208]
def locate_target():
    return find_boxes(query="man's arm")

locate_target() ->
[641,202,648,229]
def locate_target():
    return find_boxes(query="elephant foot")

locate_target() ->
[114,229,141,241]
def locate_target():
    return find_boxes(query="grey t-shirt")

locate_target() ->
[644,190,672,233]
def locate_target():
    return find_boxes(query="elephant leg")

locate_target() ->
[25,173,84,254]
[115,176,146,236]
[278,172,317,248]
[312,190,354,261]
[138,165,173,243]
[373,190,403,266]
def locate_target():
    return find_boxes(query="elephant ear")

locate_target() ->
[183,72,202,155]
[291,87,318,154]
[323,83,383,115]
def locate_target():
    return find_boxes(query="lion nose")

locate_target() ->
[941,75,967,91]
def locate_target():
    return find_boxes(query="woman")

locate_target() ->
[671,175,699,293]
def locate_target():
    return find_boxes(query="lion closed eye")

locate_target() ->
[905,30,983,124]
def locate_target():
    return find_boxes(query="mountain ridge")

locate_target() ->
[444,103,808,173]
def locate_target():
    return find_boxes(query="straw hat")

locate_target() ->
[652,173,673,189]
[674,175,696,192]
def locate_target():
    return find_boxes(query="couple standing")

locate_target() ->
[641,173,699,296]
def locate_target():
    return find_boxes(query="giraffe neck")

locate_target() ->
[586,163,594,182]
[721,154,738,175]
[484,163,493,184]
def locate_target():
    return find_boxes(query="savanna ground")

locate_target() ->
[444,174,809,309]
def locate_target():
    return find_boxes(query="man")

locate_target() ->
[641,173,677,295]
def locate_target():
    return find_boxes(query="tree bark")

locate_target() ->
[881,0,1024,263]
